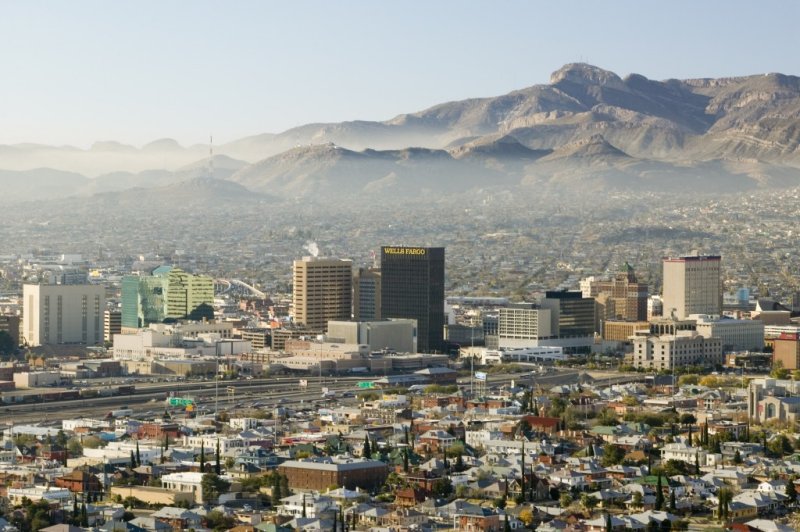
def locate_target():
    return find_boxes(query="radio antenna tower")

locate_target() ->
[208,135,214,179]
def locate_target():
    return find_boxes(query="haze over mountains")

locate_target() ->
[5,63,800,204]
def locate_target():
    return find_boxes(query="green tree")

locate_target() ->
[580,493,598,512]
[718,488,733,522]
[215,439,221,475]
[363,434,372,459]
[81,436,106,449]
[767,434,794,457]
[67,437,84,457]
[771,360,790,379]
[431,477,453,498]
[601,444,625,467]
[733,450,742,464]
[560,492,573,508]
[655,475,664,511]
[669,489,676,511]
[787,477,798,505]
[205,510,236,530]
[201,473,231,504]
[135,440,141,467]
[632,491,643,507]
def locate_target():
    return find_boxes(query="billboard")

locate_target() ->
[474,371,487,381]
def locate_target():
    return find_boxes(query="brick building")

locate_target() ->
[278,457,388,492]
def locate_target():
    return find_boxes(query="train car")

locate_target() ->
[107,408,133,418]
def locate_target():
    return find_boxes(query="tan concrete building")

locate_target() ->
[23,283,106,346]
[632,331,723,370]
[773,333,800,370]
[602,320,650,342]
[292,257,352,332]
[662,255,721,320]
[327,319,417,353]
[590,264,649,324]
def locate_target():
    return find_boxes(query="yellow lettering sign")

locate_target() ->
[383,247,427,256]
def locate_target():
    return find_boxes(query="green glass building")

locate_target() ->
[121,266,214,329]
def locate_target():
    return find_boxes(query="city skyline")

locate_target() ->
[1,1,798,147]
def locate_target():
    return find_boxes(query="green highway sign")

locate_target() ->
[167,397,195,407]
[357,381,375,389]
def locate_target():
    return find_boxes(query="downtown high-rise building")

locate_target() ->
[23,283,106,346]
[380,246,445,353]
[591,263,649,322]
[121,266,214,329]
[353,267,381,321]
[292,257,353,332]
[662,255,722,320]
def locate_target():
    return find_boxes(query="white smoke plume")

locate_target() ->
[304,241,320,258]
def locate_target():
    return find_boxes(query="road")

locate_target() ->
[1,368,643,426]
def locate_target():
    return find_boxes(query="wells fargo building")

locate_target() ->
[380,246,445,353]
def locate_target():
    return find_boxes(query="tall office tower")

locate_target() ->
[165,267,215,321]
[380,246,445,353]
[121,266,214,329]
[540,291,597,337]
[353,267,381,321]
[23,283,105,346]
[592,263,649,322]
[292,257,353,332]
[497,304,552,349]
[662,255,722,320]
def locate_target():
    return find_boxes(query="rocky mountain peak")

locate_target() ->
[549,63,626,89]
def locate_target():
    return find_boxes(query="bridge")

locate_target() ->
[215,279,267,299]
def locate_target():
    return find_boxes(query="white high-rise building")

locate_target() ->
[497,305,552,348]
[23,283,105,346]
[662,255,721,320]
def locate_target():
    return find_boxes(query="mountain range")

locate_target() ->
[4,63,800,204]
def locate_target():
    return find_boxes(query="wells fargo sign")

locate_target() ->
[383,247,427,256]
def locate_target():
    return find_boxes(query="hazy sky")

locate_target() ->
[1,1,798,148]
